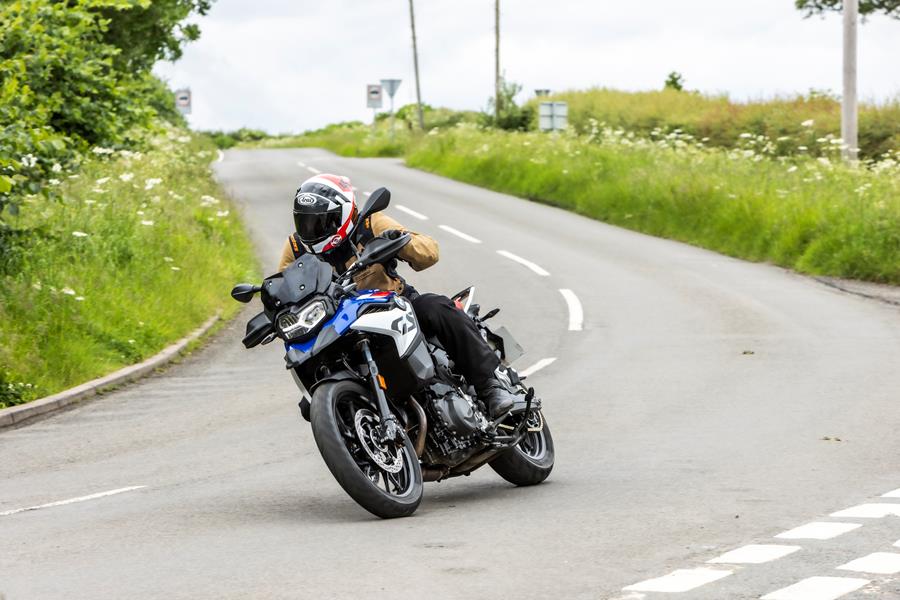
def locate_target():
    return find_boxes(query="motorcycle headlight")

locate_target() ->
[277,299,328,340]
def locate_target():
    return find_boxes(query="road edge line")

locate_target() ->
[0,314,221,430]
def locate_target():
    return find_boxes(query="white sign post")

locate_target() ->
[367,84,383,133]
[380,79,402,142]
[538,101,567,132]
[174,88,191,116]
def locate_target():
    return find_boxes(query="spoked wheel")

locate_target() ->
[490,409,555,486]
[310,380,423,518]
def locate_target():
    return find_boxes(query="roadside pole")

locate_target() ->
[842,0,859,161]
[408,0,425,130]
[494,0,501,123]
[380,79,402,143]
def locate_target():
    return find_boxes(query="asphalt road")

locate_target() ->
[3,148,900,600]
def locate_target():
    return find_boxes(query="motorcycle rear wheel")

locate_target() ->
[489,410,555,486]
[310,380,423,519]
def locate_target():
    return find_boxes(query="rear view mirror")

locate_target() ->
[231,283,260,303]
[357,187,390,225]
[356,233,411,269]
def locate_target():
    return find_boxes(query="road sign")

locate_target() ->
[380,79,402,98]
[174,88,191,115]
[539,101,567,132]
[367,84,383,109]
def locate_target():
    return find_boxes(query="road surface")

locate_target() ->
[3,148,900,600]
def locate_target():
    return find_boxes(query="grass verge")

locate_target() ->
[0,129,259,408]
[406,125,900,284]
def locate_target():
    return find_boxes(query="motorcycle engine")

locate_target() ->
[432,389,485,435]
[423,385,487,467]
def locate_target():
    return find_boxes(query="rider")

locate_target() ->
[278,173,514,417]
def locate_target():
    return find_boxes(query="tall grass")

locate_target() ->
[538,88,900,159]
[407,124,900,283]
[0,129,259,407]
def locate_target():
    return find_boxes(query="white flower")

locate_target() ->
[20,154,37,168]
[141,220,154,226]
[163,256,174,262]
[176,135,191,143]
[48,179,61,186]
[200,195,219,206]
[119,172,134,182]
[144,178,163,190]
[138,321,145,326]
[136,210,145,216]
[801,119,815,127]
[95,177,110,185]
[798,146,808,151]
[72,231,89,238]
[739,133,753,139]
[787,166,798,173]
[128,339,135,344]
[84,199,97,205]
[171,266,181,271]
[61,287,76,296]
[215,210,230,218]
[75,296,85,301]
[92,188,106,194]
[51,163,62,173]
[92,147,115,155]
[32,282,42,291]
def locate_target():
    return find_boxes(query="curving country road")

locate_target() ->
[2,148,900,600]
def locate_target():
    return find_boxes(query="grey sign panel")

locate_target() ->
[174,88,191,115]
[539,101,567,132]
[367,84,383,109]
[380,79,402,98]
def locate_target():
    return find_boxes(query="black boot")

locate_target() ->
[475,376,515,418]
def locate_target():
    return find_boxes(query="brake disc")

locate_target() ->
[354,409,404,474]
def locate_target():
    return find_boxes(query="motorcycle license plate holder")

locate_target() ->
[491,325,524,365]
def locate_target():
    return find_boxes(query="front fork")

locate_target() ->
[357,338,403,446]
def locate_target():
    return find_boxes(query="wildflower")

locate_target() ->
[216,210,230,218]
[95,177,110,185]
[84,200,97,205]
[801,119,815,127]
[163,256,174,262]
[798,146,808,151]
[128,339,136,344]
[48,179,61,186]
[119,172,134,182]
[32,282,42,291]
[72,231,89,238]
[141,220,154,226]
[138,321,145,326]
[171,266,181,271]
[21,154,37,168]
[61,287,76,296]
[200,195,219,206]
[51,163,62,173]
[92,147,115,155]
[144,178,163,190]
[75,296,85,301]
[817,157,831,166]
[92,188,107,194]
[739,133,753,139]
[787,166,798,173]
[177,135,191,144]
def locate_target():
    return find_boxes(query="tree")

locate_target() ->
[664,71,685,91]
[483,78,533,131]
[795,0,900,18]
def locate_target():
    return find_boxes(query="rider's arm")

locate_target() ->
[278,238,295,272]
[370,213,439,272]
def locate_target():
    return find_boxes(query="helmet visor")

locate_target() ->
[294,209,342,246]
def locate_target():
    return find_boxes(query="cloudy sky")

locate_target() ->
[154,0,900,134]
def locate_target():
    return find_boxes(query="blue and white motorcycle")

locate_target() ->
[231,188,554,518]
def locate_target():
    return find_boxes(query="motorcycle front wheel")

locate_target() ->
[310,380,423,519]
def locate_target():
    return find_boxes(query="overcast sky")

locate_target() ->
[154,0,900,134]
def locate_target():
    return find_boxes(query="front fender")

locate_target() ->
[308,369,364,397]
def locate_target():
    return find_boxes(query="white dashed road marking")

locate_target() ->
[882,488,900,497]
[395,205,429,220]
[708,544,801,564]
[518,358,557,377]
[776,522,862,540]
[837,552,900,575]
[558,288,584,331]
[831,503,900,518]
[439,225,482,244]
[297,160,306,167]
[623,568,732,593]
[761,576,869,600]
[306,166,321,174]
[0,486,146,517]
[496,250,549,276]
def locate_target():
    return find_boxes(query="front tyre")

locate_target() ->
[310,380,423,519]
[490,410,555,486]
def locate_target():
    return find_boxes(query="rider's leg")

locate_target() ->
[410,293,514,417]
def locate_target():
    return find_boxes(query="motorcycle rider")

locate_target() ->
[278,174,515,417]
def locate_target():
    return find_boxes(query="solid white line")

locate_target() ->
[496,250,549,276]
[439,225,481,244]
[838,552,900,575]
[307,166,321,174]
[297,160,306,167]
[216,149,224,163]
[558,289,584,331]
[708,544,801,564]
[395,205,429,220]
[882,487,900,497]
[831,503,900,518]
[623,568,732,593]
[0,486,146,517]
[776,522,862,540]
[519,358,557,377]
[762,576,869,600]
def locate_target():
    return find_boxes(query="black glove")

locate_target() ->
[381,229,405,240]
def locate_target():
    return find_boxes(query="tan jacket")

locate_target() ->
[278,212,439,294]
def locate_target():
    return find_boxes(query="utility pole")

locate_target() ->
[408,0,425,130]
[494,0,501,123]
[842,0,859,161]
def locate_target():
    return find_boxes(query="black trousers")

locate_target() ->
[409,292,499,386]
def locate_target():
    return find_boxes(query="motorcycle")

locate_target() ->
[231,188,554,518]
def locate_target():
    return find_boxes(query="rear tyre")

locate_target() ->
[310,380,423,518]
[490,410,555,486]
